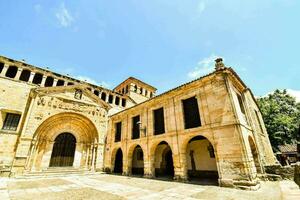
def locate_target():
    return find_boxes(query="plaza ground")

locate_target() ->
[0,173,299,200]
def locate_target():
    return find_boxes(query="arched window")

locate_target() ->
[56,79,65,86]
[19,69,31,82]
[101,92,107,101]
[121,99,126,107]
[94,90,99,96]
[67,82,74,86]
[32,73,43,84]
[5,66,18,78]
[44,76,54,87]
[115,96,120,105]
[0,62,4,74]
[108,95,113,103]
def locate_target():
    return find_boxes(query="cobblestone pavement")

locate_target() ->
[0,174,299,200]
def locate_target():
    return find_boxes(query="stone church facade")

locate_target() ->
[0,55,277,190]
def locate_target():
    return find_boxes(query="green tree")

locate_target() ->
[257,89,300,150]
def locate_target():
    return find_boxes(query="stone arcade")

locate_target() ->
[0,55,277,190]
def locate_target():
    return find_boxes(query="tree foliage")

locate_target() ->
[257,89,300,150]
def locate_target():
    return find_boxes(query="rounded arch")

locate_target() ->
[185,135,219,184]
[248,136,262,174]
[33,112,99,144]
[150,140,173,158]
[181,134,215,154]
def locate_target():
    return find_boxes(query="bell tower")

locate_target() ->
[114,77,157,104]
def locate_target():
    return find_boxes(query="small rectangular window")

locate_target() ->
[115,122,122,142]
[237,93,246,115]
[2,113,21,131]
[121,98,126,107]
[108,95,113,103]
[0,62,4,73]
[132,115,140,139]
[182,96,201,129]
[115,96,120,105]
[153,107,165,135]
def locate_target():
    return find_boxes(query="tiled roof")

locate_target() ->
[278,144,297,153]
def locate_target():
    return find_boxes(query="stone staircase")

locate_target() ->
[15,167,100,179]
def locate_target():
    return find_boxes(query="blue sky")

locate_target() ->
[0,0,299,99]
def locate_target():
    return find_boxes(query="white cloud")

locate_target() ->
[197,1,206,14]
[76,76,111,89]
[187,54,220,79]
[287,89,300,102]
[55,2,74,27]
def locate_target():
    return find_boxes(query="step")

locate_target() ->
[15,168,100,179]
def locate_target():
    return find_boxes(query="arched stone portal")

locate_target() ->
[113,148,123,174]
[27,112,99,172]
[186,135,218,184]
[248,136,262,174]
[154,141,174,178]
[49,133,76,167]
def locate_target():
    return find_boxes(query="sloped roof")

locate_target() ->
[278,144,297,153]
[114,76,157,91]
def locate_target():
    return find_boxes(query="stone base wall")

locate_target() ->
[265,164,294,180]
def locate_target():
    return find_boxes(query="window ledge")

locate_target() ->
[0,130,19,135]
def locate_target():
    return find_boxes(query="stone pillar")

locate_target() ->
[0,64,9,76]
[96,144,104,171]
[73,143,82,168]
[15,68,23,80]
[85,144,90,169]
[174,153,188,181]
[40,75,47,87]
[25,140,37,171]
[91,144,96,171]
[105,93,109,102]
[143,155,154,178]
[53,79,58,86]
[28,72,35,83]
[123,156,129,176]
[41,141,54,170]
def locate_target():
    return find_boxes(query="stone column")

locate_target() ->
[73,143,82,168]
[15,68,23,80]
[105,93,109,102]
[28,72,36,83]
[0,64,9,76]
[175,153,188,181]
[25,140,37,171]
[143,155,154,178]
[91,144,96,171]
[96,144,104,171]
[85,144,90,169]
[41,141,54,170]
[40,75,47,87]
[53,79,58,86]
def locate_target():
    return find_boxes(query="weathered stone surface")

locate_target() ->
[0,55,278,190]
[265,165,295,180]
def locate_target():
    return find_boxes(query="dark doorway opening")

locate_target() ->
[155,142,174,178]
[49,133,76,167]
[131,145,144,176]
[114,148,123,174]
